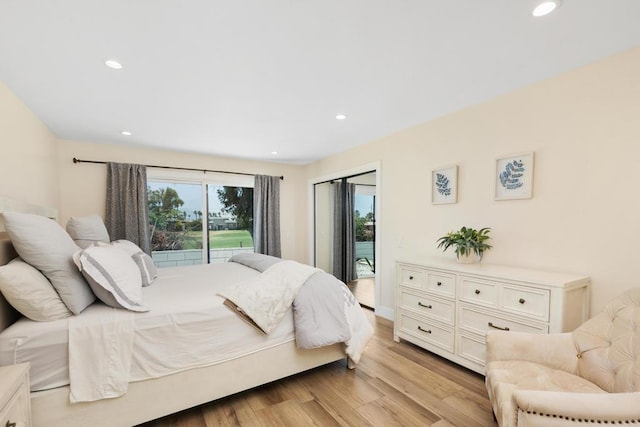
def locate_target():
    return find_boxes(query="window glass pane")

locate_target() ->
[355,192,375,278]
[208,185,254,263]
[148,181,204,268]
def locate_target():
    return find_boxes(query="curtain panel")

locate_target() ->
[253,175,281,257]
[105,162,151,254]
[332,181,357,283]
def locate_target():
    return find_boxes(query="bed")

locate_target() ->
[0,200,368,426]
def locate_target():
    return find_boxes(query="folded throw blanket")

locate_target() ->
[218,260,320,334]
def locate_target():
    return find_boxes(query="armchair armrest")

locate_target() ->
[513,390,640,426]
[486,331,578,373]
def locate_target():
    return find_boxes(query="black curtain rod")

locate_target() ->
[72,157,284,180]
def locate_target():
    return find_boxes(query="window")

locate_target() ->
[355,185,375,278]
[147,170,254,268]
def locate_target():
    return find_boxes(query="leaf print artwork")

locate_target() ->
[435,173,451,196]
[499,160,525,190]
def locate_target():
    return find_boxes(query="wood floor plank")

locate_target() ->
[138,309,497,427]
[366,377,441,424]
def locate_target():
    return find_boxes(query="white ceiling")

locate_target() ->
[1,1,639,164]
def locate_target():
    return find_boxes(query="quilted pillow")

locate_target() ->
[0,258,72,321]
[73,245,148,312]
[1,211,95,314]
[66,215,110,249]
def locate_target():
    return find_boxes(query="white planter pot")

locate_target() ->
[456,252,480,264]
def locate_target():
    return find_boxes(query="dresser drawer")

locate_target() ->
[399,266,425,290]
[398,313,454,352]
[458,305,548,335]
[425,271,455,297]
[459,277,498,308]
[399,290,454,324]
[457,333,487,367]
[501,285,550,321]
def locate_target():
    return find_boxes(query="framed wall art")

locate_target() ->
[432,165,458,204]
[495,152,534,200]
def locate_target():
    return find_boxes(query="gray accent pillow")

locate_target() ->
[1,211,95,314]
[0,258,73,321]
[66,215,111,249]
[73,246,148,312]
[228,253,282,272]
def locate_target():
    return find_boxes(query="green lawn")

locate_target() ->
[183,229,253,249]
[209,229,253,249]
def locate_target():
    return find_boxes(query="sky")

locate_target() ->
[148,181,225,219]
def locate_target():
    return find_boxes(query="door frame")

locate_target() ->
[308,161,381,313]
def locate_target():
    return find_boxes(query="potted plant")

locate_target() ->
[436,226,492,263]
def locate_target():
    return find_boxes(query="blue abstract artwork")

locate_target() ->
[435,173,451,196]
[499,159,525,190]
[432,165,457,204]
[495,152,534,200]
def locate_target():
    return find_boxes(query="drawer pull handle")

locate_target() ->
[519,298,526,304]
[418,326,432,334]
[418,302,432,309]
[409,275,414,280]
[437,281,442,286]
[488,322,510,331]
[7,421,17,427]
[474,289,480,295]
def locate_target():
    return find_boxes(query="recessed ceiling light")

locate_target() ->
[532,1,561,17]
[271,151,279,155]
[120,130,132,136]
[335,114,347,120]
[105,59,123,70]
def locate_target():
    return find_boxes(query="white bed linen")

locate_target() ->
[0,262,297,395]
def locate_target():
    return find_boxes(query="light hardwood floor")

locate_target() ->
[347,277,375,309]
[138,310,497,427]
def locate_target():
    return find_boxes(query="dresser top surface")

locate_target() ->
[397,257,589,287]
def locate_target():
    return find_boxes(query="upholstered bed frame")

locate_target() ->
[0,200,347,426]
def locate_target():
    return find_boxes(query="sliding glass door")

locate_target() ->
[148,174,254,267]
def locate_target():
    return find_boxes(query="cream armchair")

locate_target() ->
[485,288,640,426]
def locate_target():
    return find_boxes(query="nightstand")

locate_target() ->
[0,363,31,427]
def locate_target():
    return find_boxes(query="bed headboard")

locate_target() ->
[0,197,59,331]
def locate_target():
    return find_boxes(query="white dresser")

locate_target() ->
[394,258,590,374]
[0,363,31,427]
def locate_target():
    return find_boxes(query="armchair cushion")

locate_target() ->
[486,360,605,426]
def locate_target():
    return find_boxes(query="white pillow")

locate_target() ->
[102,240,158,287]
[66,215,110,249]
[1,211,96,314]
[73,245,148,312]
[0,258,73,321]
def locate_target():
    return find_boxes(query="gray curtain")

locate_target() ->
[253,175,281,257]
[332,181,357,283]
[105,162,151,254]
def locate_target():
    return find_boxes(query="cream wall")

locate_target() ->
[57,140,308,262]
[306,47,640,318]
[0,81,60,208]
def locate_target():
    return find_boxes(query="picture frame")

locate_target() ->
[495,152,534,200]
[432,165,458,204]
